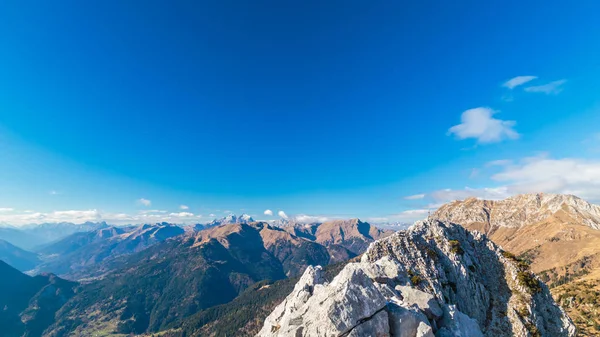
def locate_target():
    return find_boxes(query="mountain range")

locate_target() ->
[1,193,600,336]
[0,222,109,251]
[40,219,389,336]
[34,223,184,279]
[431,193,600,336]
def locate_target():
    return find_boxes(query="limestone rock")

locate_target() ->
[257,220,576,337]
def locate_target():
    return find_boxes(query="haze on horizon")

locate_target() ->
[1,1,600,227]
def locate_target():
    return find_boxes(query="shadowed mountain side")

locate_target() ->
[0,261,76,337]
[0,239,40,271]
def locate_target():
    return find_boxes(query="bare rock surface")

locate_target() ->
[257,220,576,337]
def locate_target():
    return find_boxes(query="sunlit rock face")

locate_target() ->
[258,220,576,337]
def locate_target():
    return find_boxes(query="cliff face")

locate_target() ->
[258,220,576,337]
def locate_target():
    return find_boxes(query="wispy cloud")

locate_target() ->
[503,75,537,89]
[485,159,513,167]
[49,190,59,195]
[0,207,15,212]
[137,198,152,207]
[139,209,167,214]
[448,107,519,143]
[429,187,510,203]
[404,194,425,200]
[524,79,567,95]
[263,209,273,216]
[179,205,189,210]
[293,214,330,223]
[408,153,600,206]
[278,210,288,219]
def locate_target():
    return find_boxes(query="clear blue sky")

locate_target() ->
[1,1,599,225]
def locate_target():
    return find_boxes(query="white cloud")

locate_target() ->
[278,210,288,219]
[0,209,103,226]
[404,194,425,200]
[491,155,600,201]
[503,76,537,89]
[524,79,567,95]
[448,107,519,143]
[179,205,189,210]
[137,198,151,207]
[139,209,167,214]
[49,190,58,195]
[414,154,600,206]
[0,207,205,227]
[263,209,273,216]
[0,208,14,212]
[209,213,216,217]
[169,212,194,217]
[293,214,329,223]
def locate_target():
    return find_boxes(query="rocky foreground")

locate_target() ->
[258,220,576,337]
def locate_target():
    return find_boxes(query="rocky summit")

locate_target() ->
[258,220,576,337]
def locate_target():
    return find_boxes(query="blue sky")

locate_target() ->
[1,1,600,225]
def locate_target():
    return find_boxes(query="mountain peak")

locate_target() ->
[432,193,600,231]
[258,220,576,336]
[207,213,255,227]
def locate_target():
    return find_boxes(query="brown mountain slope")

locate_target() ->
[431,193,600,335]
[46,220,386,336]
[286,218,394,255]
[431,193,600,274]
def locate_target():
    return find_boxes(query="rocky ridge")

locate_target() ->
[258,220,576,337]
[432,193,600,233]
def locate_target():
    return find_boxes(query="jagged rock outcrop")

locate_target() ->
[430,193,600,335]
[258,220,576,337]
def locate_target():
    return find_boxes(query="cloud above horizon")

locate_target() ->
[524,79,567,95]
[404,194,425,200]
[179,205,189,210]
[448,107,519,143]
[278,210,288,219]
[263,209,273,216]
[404,153,600,207]
[503,75,537,89]
[0,208,203,227]
[137,198,152,207]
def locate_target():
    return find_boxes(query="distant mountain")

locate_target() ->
[285,218,394,255]
[206,213,255,227]
[45,220,384,336]
[0,222,109,250]
[0,261,76,337]
[45,223,286,336]
[431,193,600,335]
[0,239,40,272]
[34,223,184,279]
